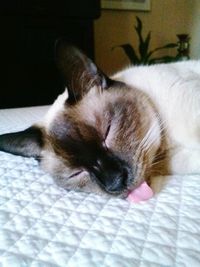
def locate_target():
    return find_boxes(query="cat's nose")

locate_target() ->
[105,167,129,193]
[90,155,132,194]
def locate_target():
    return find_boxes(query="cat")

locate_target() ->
[1,42,200,198]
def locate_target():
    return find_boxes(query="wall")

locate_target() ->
[94,0,196,75]
[189,0,200,59]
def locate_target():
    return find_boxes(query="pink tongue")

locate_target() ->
[127,181,153,203]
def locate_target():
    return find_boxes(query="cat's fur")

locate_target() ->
[1,43,200,198]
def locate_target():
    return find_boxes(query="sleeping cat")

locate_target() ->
[1,42,200,197]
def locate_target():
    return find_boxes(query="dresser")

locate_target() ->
[0,0,100,108]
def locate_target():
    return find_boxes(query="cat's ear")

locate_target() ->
[55,40,114,104]
[0,126,44,158]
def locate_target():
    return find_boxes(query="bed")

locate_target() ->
[0,105,200,267]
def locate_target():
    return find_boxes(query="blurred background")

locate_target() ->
[0,0,200,108]
[95,0,200,74]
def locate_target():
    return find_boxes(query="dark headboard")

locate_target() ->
[0,0,100,108]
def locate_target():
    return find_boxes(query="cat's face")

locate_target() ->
[0,43,161,197]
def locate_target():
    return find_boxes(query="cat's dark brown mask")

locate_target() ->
[0,42,161,197]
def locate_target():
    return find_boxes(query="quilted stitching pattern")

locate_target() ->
[0,106,200,267]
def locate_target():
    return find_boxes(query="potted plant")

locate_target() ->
[113,16,178,65]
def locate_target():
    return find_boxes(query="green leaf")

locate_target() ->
[112,44,139,64]
[140,31,151,62]
[135,16,143,42]
[148,55,177,65]
[147,43,178,59]
[135,17,144,58]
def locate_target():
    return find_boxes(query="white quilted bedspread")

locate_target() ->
[0,106,200,267]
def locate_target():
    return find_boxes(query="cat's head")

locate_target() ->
[0,43,161,197]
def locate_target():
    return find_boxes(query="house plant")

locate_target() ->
[113,16,178,65]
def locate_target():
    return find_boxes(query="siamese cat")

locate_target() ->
[1,42,200,198]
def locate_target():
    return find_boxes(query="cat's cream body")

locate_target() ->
[113,60,200,175]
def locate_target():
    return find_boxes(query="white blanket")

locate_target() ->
[0,106,200,267]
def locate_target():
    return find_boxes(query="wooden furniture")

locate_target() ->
[0,0,100,108]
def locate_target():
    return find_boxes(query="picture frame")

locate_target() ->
[101,0,151,11]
